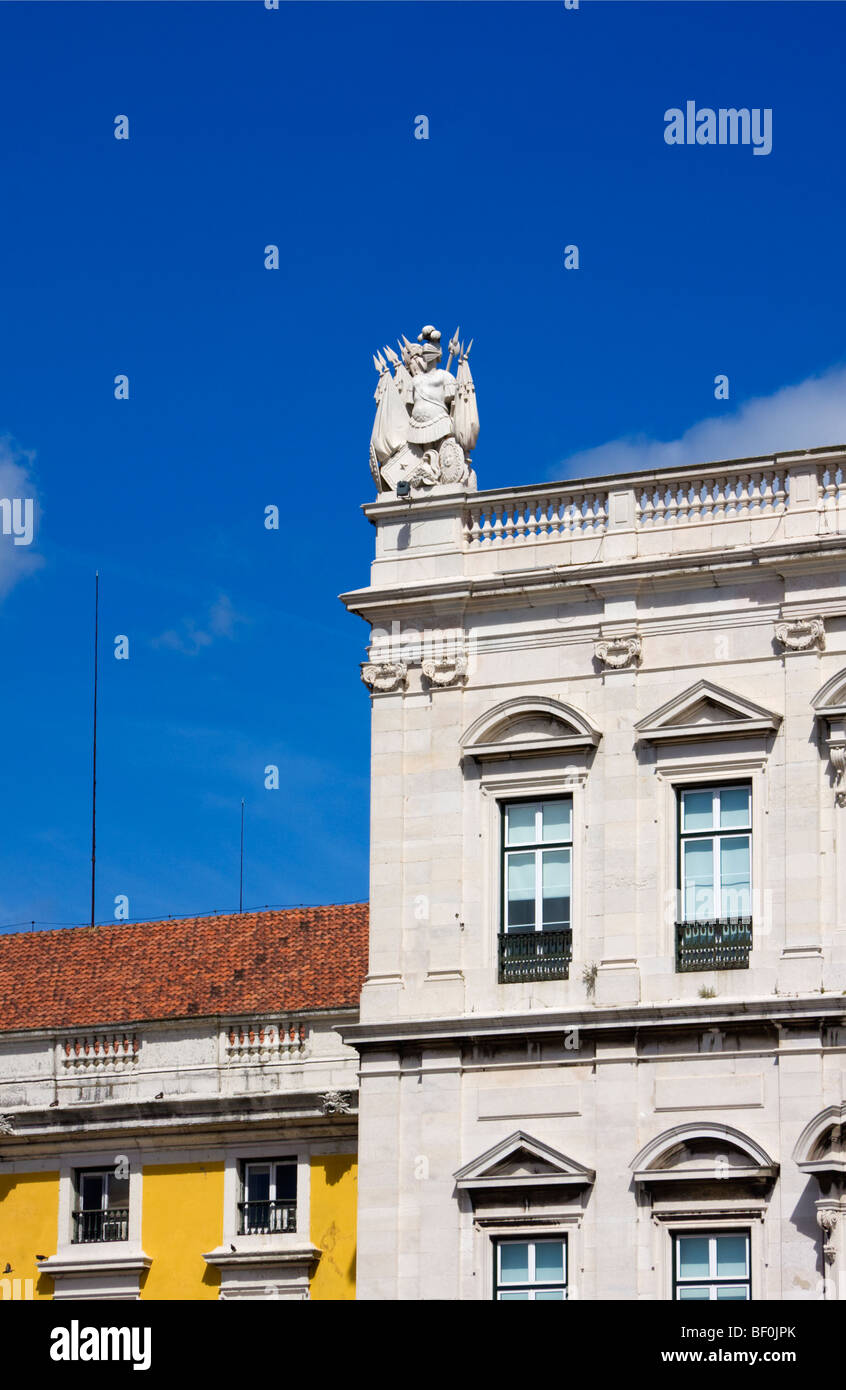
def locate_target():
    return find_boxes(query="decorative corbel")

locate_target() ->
[829,744,846,808]
[319,1090,353,1115]
[594,634,642,670]
[361,661,408,694]
[817,1204,839,1266]
[422,653,468,688]
[775,616,825,652]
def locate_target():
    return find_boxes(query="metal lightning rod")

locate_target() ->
[239,799,245,913]
[90,571,99,929]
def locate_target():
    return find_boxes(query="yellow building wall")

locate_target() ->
[309,1153,356,1300]
[140,1162,224,1300]
[0,1170,59,1300]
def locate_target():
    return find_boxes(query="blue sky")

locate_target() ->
[1,0,845,931]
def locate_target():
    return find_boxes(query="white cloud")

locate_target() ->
[0,435,42,600]
[153,593,249,655]
[559,364,846,479]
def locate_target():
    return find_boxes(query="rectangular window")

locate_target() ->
[679,784,751,920]
[495,1236,567,1300]
[676,784,753,971]
[504,799,572,931]
[239,1160,297,1234]
[72,1168,130,1244]
[499,799,573,982]
[673,1231,751,1300]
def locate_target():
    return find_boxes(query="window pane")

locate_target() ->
[541,850,570,927]
[80,1173,105,1210]
[677,1237,710,1280]
[506,804,537,846]
[720,786,750,829]
[534,1241,565,1282]
[683,840,715,919]
[109,1175,130,1208]
[274,1164,297,1201]
[535,1290,565,1300]
[499,1243,530,1284]
[246,1166,270,1203]
[541,800,571,843]
[720,837,750,916]
[715,1235,748,1278]
[683,790,714,832]
[499,1291,530,1300]
[716,1285,749,1300]
[506,852,536,928]
[678,1286,711,1300]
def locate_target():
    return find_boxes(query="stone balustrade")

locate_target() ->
[60,1034,139,1071]
[819,459,846,509]
[634,466,787,527]
[357,448,846,584]
[225,1021,308,1062]
[465,458,794,549]
[465,485,608,546]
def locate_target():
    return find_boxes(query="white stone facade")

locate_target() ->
[341,447,846,1301]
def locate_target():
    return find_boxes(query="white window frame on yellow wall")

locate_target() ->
[220,1142,310,1247]
[240,1158,298,1235]
[202,1143,318,1300]
[37,1151,148,1300]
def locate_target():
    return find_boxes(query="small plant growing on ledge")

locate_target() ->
[582,962,598,998]
[698,986,717,999]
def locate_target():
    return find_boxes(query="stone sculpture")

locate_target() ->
[370,324,479,494]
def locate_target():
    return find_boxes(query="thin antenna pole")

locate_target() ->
[239,799,245,913]
[90,572,99,929]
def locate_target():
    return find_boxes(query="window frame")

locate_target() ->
[676,781,752,923]
[493,1234,568,1301]
[500,795,573,936]
[239,1157,298,1235]
[672,1228,752,1301]
[72,1166,130,1245]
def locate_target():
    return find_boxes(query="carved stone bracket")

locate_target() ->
[319,1090,353,1116]
[775,616,825,652]
[0,1114,14,1134]
[361,662,408,694]
[830,744,846,807]
[817,1204,839,1266]
[422,653,468,688]
[595,634,642,670]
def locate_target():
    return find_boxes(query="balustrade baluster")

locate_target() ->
[675,483,691,525]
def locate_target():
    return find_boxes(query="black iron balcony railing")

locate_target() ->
[72,1208,129,1244]
[676,918,753,972]
[237,1200,297,1235]
[498,928,572,983]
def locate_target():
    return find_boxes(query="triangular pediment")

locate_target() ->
[636,681,781,745]
[665,697,744,728]
[454,1130,595,1191]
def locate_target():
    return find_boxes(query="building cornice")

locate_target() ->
[0,1089,358,1149]
[340,535,846,623]
[339,994,846,1050]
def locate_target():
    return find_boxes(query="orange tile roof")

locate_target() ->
[0,904,368,1033]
